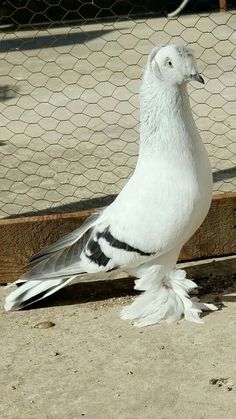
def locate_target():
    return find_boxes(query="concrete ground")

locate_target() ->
[0,258,235,419]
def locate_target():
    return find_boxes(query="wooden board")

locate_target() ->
[0,192,235,284]
[180,192,235,261]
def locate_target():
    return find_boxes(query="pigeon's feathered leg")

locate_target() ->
[122,248,217,327]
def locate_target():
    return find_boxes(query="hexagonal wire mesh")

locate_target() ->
[0,1,235,218]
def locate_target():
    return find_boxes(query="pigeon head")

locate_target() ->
[148,44,204,86]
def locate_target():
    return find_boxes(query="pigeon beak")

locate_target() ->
[190,73,205,84]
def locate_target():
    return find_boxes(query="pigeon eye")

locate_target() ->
[168,60,173,68]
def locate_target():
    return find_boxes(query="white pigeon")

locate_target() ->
[5,44,217,326]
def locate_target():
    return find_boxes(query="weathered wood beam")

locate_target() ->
[180,192,235,261]
[0,192,235,284]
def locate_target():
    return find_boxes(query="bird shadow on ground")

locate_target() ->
[186,258,236,318]
[21,258,235,315]
[24,276,137,310]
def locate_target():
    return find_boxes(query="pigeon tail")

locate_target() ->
[4,276,76,311]
[121,269,218,327]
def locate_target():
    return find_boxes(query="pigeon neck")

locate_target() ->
[139,74,193,157]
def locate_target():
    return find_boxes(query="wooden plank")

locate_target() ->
[180,192,236,261]
[0,193,235,284]
[0,209,93,283]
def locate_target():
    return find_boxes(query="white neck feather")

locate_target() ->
[138,70,197,159]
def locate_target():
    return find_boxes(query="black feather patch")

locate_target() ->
[97,227,153,256]
[85,239,110,267]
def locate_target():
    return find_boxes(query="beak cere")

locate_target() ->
[191,73,205,84]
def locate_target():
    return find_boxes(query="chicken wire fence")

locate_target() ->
[0,1,235,219]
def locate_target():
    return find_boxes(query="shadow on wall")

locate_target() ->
[213,167,236,183]
[4,166,236,219]
[5,194,117,219]
[0,28,116,53]
[0,85,20,102]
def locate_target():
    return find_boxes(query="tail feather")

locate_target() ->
[4,276,76,311]
[5,267,124,312]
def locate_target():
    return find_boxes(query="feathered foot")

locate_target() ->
[121,269,217,327]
